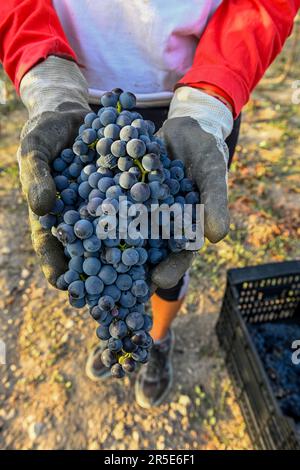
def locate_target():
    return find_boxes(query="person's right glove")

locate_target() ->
[151,86,234,290]
[18,56,90,286]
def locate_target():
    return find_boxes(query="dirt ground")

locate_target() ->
[0,29,299,450]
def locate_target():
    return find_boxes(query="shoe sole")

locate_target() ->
[135,329,175,409]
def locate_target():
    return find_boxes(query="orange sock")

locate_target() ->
[150,293,185,342]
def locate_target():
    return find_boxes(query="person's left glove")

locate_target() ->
[18,56,91,285]
[151,86,234,290]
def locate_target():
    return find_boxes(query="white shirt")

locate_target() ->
[53,0,221,107]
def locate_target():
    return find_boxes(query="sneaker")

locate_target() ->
[85,343,111,381]
[135,329,174,408]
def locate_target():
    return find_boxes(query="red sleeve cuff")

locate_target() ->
[15,43,76,92]
[0,0,77,92]
[178,65,248,119]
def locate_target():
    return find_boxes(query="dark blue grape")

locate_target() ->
[74,219,94,239]
[40,214,56,230]
[85,276,104,295]
[132,347,148,363]
[121,357,136,373]
[91,117,102,130]
[54,175,69,191]
[111,140,126,158]
[106,184,123,199]
[185,191,200,204]
[84,112,98,127]
[108,337,123,352]
[131,279,149,298]
[67,240,84,257]
[166,178,180,196]
[68,280,85,299]
[116,114,132,127]
[56,223,76,245]
[103,284,121,302]
[101,91,119,108]
[98,295,115,311]
[73,140,88,156]
[119,291,136,308]
[98,176,114,193]
[104,124,120,140]
[64,269,80,284]
[116,273,133,291]
[68,162,82,178]
[147,169,165,183]
[87,197,103,217]
[96,325,110,341]
[119,125,139,142]
[119,92,136,110]
[111,363,125,378]
[131,119,148,135]
[117,156,133,172]
[109,320,128,339]
[61,188,77,205]
[69,297,86,309]
[83,257,101,275]
[53,157,67,172]
[122,248,139,266]
[170,166,184,181]
[148,247,164,264]
[122,337,138,353]
[143,315,153,332]
[126,139,146,159]
[96,137,113,156]
[68,256,83,273]
[180,178,194,193]
[56,274,68,291]
[82,128,97,144]
[61,148,75,164]
[131,330,147,346]
[130,182,150,202]
[125,311,144,331]
[78,181,92,199]
[63,210,80,225]
[99,265,118,285]
[100,109,117,126]
[105,247,121,264]
[83,235,101,252]
[119,172,137,190]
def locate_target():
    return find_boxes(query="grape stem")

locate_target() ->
[133,158,148,183]
[88,139,98,150]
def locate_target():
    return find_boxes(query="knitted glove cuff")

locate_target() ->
[20,56,90,119]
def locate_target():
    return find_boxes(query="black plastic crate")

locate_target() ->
[216,260,300,450]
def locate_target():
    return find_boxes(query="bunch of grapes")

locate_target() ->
[39,89,200,378]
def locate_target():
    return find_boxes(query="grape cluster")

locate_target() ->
[39,89,200,378]
[249,322,300,421]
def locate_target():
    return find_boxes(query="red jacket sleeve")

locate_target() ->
[0,0,76,91]
[179,0,300,118]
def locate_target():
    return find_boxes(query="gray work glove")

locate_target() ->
[18,56,90,285]
[151,86,234,289]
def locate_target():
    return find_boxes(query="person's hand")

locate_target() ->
[151,86,234,289]
[18,56,90,285]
